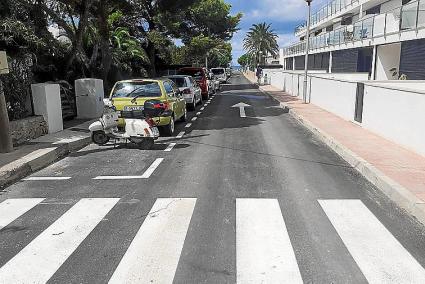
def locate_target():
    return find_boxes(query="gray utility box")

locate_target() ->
[75,78,104,119]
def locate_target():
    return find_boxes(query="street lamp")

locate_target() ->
[303,0,313,104]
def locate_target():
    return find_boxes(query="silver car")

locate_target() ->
[211,67,227,83]
[166,75,203,111]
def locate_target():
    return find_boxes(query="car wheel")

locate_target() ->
[162,115,175,136]
[188,97,196,111]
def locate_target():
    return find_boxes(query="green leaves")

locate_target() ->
[243,22,279,65]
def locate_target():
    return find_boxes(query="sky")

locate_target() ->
[227,0,327,65]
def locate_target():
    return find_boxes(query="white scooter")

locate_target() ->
[89,99,166,149]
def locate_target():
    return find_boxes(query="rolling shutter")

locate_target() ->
[399,39,425,79]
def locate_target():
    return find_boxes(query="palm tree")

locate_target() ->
[243,23,279,66]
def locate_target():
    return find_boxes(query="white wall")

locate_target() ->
[308,76,358,120]
[375,43,401,80]
[362,84,425,157]
[381,0,402,13]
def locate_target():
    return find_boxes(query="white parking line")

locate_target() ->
[203,104,208,107]
[164,143,176,152]
[196,112,201,115]
[185,123,192,128]
[176,131,185,139]
[191,117,197,122]
[93,158,164,180]
[23,177,71,181]
[200,107,205,111]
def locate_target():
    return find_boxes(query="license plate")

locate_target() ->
[124,105,144,111]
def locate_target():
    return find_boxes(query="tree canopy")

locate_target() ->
[0,0,241,119]
[243,22,278,66]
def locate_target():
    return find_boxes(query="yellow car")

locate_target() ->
[108,78,187,136]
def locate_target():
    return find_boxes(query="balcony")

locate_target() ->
[284,0,425,56]
[294,0,361,35]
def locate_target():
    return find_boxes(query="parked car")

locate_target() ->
[178,67,210,99]
[208,72,220,92]
[108,78,186,136]
[165,75,202,110]
[211,67,227,83]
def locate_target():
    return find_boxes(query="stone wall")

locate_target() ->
[9,116,48,145]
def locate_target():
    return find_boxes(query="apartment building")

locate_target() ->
[281,0,425,80]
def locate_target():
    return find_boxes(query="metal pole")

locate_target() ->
[303,1,312,104]
[0,78,13,153]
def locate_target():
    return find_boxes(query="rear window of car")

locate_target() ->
[168,77,186,87]
[211,69,224,75]
[111,81,161,98]
[179,69,204,80]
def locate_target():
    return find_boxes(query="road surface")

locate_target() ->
[1,72,425,283]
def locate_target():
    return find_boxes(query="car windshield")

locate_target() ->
[168,77,186,87]
[111,82,161,98]
[211,69,224,75]
[179,70,203,80]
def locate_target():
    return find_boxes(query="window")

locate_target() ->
[169,77,186,87]
[111,81,161,98]
[163,81,174,94]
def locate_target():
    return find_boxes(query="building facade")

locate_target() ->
[281,0,425,80]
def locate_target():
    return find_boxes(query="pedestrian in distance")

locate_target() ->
[256,66,262,85]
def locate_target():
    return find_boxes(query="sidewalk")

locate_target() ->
[0,120,93,188]
[244,72,425,225]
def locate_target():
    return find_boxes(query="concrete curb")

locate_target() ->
[254,81,425,225]
[0,136,91,189]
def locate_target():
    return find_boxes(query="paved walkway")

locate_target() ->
[244,71,425,222]
[0,120,93,188]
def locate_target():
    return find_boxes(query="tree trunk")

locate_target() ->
[97,0,112,89]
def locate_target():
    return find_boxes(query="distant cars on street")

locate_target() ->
[165,75,202,110]
[211,67,227,83]
[178,67,211,99]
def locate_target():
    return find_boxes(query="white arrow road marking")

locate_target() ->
[0,198,119,283]
[0,198,45,230]
[109,198,196,284]
[164,143,177,152]
[93,158,164,180]
[236,199,303,283]
[319,199,425,283]
[232,102,251,118]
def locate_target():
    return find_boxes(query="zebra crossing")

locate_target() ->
[0,197,424,283]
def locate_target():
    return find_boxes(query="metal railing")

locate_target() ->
[284,0,425,56]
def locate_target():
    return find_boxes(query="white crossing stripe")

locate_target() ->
[200,107,205,111]
[140,158,164,178]
[0,198,119,283]
[93,158,164,180]
[185,123,192,128]
[319,199,425,283]
[176,131,185,139]
[196,112,201,115]
[164,143,177,151]
[236,199,303,283]
[0,198,45,230]
[109,198,196,284]
[191,117,197,121]
[24,176,71,181]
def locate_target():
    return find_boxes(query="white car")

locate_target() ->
[166,75,202,110]
[211,67,227,83]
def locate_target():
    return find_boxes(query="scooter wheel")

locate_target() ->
[92,131,110,145]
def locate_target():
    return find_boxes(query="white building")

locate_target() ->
[281,0,425,80]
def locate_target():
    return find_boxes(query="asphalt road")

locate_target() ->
[1,72,425,283]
